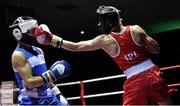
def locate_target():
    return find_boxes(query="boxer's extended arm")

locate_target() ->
[132,25,160,54]
[51,34,107,52]
[33,24,109,51]
[11,51,44,88]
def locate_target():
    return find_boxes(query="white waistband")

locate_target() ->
[124,59,154,79]
[20,88,51,98]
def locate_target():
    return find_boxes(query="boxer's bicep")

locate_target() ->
[137,29,160,54]
[76,35,105,51]
[11,51,33,84]
[12,52,44,88]
[133,25,160,54]
[143,35,160,54]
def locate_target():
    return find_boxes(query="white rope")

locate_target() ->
[13,74,125,91]
[67,90,124,100]
[56,74,125,87]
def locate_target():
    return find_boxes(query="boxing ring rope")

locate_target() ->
[13,64,180,91]
[168,83,180,87]
[57,64,180,87]
[160,64,180,71]
[57,64,180,101]
[12,64,180,103]
[56,74,126,87]
[67,91,125,100]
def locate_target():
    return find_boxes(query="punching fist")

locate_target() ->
[34,24,52,45]
[41,60,71,83]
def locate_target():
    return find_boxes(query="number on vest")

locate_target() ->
[124,51,137,61]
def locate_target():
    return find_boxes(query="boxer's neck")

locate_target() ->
[18,42,38,56]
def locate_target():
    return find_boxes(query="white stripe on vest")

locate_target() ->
[124,59,155,79]
[27,54,45,68]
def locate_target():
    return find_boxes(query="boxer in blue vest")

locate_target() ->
[10,16,71,105]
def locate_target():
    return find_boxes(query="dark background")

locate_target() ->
[0,0,180,105]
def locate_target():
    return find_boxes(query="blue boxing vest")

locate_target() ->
[13,46,51,99]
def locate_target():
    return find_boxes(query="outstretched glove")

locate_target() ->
[34,24,53,45]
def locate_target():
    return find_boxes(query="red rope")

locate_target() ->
[160,64,180,71]
[80,81,86,106]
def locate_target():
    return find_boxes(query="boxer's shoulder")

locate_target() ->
[12,51,27,67]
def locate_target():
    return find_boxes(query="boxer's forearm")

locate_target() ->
[51,35,101,51]
[26,76,44,88]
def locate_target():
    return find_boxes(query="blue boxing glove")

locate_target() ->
[41,60,71,83]
[50,60,71,81]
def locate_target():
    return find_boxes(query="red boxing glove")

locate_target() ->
[34,24,52,45]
